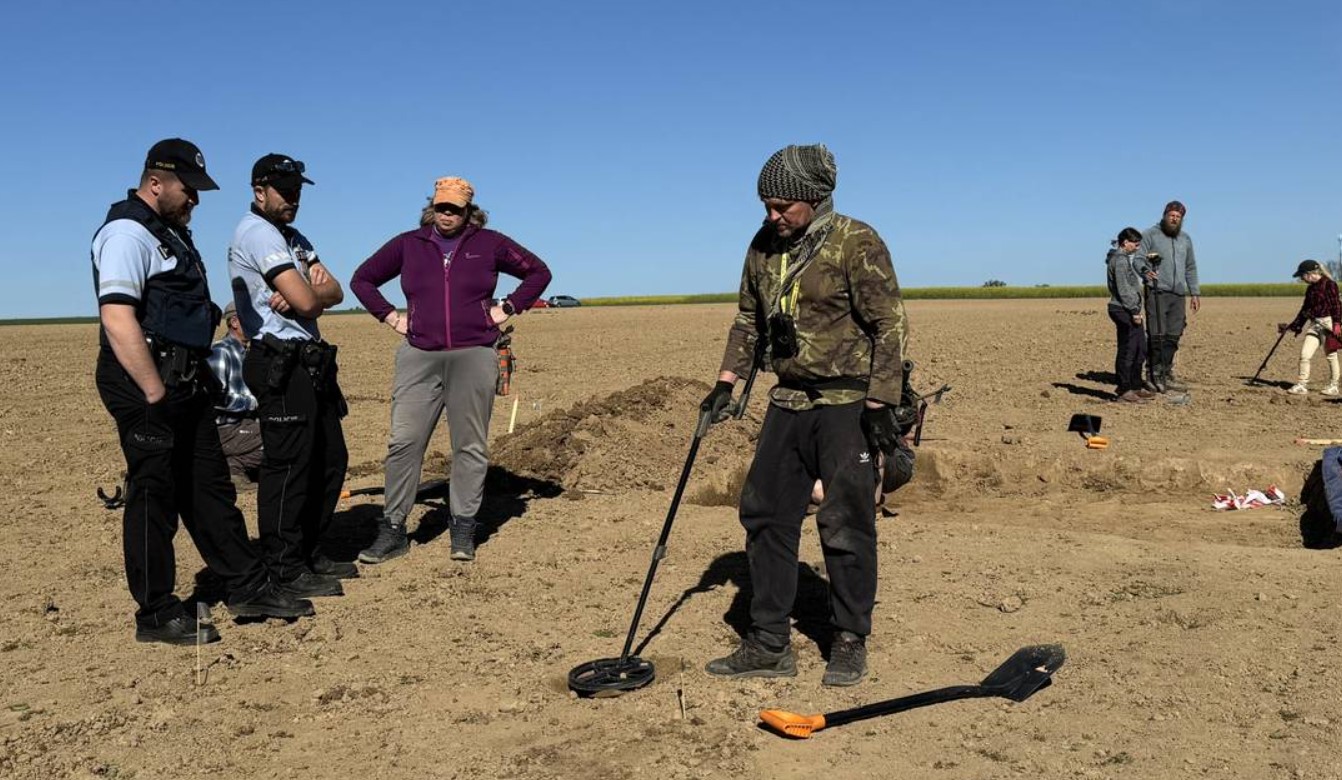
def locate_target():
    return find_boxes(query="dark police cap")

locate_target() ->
[145,138,219,191]
[251,153,314,188]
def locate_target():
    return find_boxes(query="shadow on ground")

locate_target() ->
[635,550,835,658]
[1051,382,1116,401]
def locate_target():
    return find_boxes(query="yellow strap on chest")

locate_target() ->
[779,252,799,315]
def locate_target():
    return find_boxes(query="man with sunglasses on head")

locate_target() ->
[228,154,353,598]
[702,144,908,687]
[93,139,315,645]
[350,177,551,564]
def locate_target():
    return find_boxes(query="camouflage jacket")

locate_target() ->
[720,211,908,410]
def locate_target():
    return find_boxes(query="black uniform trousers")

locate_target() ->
[96,350,268,629]
[739,400,878,640]
[243,344,348,580]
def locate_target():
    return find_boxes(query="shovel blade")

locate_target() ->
[979,644,1066,702]
[1066,414,1102,436]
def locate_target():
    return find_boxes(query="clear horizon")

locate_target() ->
[1,0,1338,318]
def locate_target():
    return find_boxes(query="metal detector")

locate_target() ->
[1247,329,1289,386]
[568,354,762,697]
[759,644,1066,739]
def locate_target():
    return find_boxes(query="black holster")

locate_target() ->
[147,336,206,391]
[299,341,338,394]
[259,334,301,391]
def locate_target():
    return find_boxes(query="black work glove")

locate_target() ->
[861,405,900,456]
[700,380,735,423]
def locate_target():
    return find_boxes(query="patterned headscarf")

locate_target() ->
[757,144,838,202]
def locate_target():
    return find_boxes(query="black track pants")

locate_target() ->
[1108,306,1147,393]
[738,401,878,639]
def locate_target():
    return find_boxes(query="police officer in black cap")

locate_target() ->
[93,138,316,645]
[229,153,352,596]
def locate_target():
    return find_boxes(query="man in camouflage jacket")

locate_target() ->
[702,144,907,687]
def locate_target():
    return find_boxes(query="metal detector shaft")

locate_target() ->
[728,342,765,420]
[617,408,713,661]
[1249,329,1289,385]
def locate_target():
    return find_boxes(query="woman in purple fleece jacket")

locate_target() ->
[351,177,551,564]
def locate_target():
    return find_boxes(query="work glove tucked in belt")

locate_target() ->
[861,405,900,456]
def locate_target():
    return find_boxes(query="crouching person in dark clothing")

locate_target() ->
[702,144,908,687]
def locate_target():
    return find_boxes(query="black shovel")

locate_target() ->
[759,644,1066,738]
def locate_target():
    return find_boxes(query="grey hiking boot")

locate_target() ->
[822,631,868,687]
[1162,372,1188,392]
[705,634,797,679]
[450,516,477,561]
[358,519,409,564]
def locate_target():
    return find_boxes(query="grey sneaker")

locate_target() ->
[450,516,477,561]
[822,632,868,687]
[358,519,409,564]
[705,635,797,678]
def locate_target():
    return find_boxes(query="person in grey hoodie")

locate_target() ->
[1107,228,1154,403]
[1138,200,1200,392]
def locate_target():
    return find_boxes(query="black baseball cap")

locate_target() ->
[1294,259,1323,278]
[251,153,314,188]
[145,138,219,191]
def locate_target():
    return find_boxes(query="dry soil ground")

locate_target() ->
[2,298,1341,779]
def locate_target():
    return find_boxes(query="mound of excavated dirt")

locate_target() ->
[491,376,761,494]
[902,446,1301,504]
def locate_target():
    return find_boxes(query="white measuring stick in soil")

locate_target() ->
[508,397,519,434]
[195,603,212,686]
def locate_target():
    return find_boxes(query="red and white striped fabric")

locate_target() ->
[1211,486,1286,511]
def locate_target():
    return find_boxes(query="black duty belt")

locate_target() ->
[258,334,339,394]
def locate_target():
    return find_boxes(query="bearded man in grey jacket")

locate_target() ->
[1139,200,1200,392]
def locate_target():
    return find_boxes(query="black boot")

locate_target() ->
[822,631,869,687]
[226,581,316,619]
[311,555,360,579]
[450,515,477,561]
[358,518,409,564]
[136,614,221,646]
[1146,340,1168,393]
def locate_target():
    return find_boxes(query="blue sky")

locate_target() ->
[1,1,1338,318]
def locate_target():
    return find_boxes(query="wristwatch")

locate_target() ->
[499,298,516,317]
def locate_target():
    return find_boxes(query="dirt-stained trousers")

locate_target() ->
[739,400,878,641]
[243,346,348,581]
[96,350,269,628]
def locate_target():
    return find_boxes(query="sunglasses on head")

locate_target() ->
[433,202,466,216]
[268,159,305,175]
